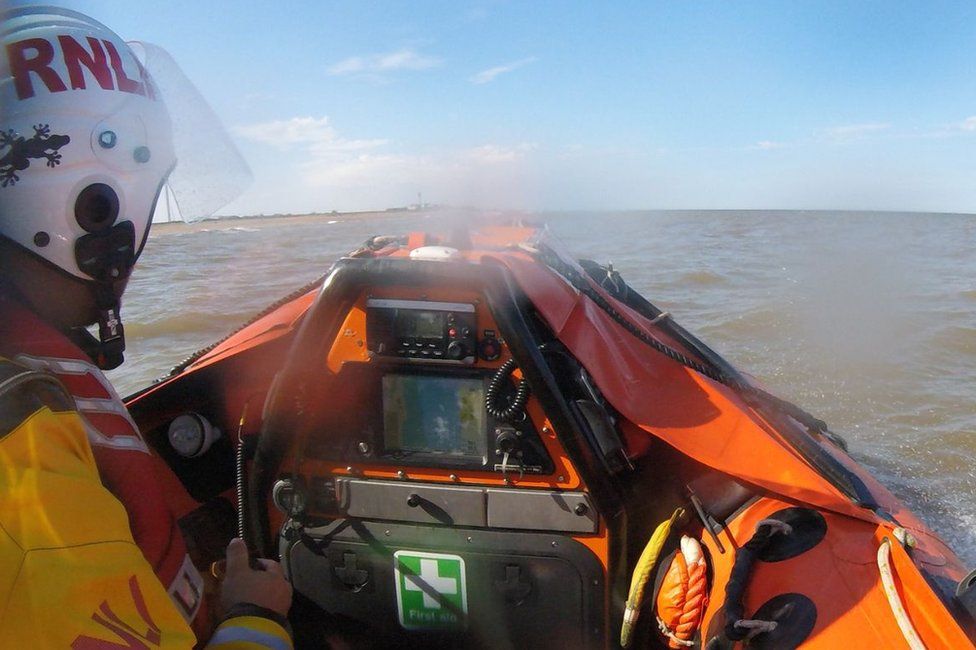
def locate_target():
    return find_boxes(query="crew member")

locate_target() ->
[0,6,292,647]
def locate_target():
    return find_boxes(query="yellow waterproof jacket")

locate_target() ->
[0,359,292,649]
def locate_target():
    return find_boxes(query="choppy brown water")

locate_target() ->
[110,210,976,565]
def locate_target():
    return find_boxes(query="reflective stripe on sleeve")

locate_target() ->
[208,616,292,650]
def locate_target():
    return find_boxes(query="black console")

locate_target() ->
[366,299,478,363]
[308,364,552,475]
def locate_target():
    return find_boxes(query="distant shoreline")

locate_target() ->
[150,208,423,235]
[149,206,976,236]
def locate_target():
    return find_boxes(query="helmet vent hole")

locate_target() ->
[98,131,117,149]
[33,231,50,247]
[75,183,120,233]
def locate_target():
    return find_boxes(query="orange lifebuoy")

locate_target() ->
[656,535,709,648]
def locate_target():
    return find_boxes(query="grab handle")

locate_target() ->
[722,519,792,641]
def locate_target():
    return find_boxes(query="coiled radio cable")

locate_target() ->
[486,358,530,422]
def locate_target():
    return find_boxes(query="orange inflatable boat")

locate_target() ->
[127,223,976,648]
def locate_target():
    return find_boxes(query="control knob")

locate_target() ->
[479,336,501,361]
[446,340,464,360]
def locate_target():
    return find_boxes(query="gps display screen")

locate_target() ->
[396,310,445,340]
[381,375,487,461]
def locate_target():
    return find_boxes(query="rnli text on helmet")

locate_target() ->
[7,36,156,100]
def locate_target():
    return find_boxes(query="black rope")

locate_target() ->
[533,245,873,506]
[536,246,828,432]
[539,248,732,375]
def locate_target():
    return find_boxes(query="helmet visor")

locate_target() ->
[132,42,252,222]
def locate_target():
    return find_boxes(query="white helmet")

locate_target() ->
[1,7,250,368]
[0,5,175,283]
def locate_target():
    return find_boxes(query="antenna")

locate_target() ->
[165,183,174,222]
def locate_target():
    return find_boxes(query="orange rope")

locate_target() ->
[656,536,709,648]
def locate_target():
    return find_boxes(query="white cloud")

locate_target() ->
[326,48,441,76]
[222,112,976,215]
[912,116,976,139]
[234,117,387,156]
[233,113,544,210]
[235,116,335,145]
[464,143,537,163]
[375,49,439,71]
[470,57,537,84]
[325,58,367,76]
[308,153,424,187]
[302,142,539,187]
[821,122,891,140]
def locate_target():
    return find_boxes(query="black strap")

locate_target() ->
[722,522,783,641]
[221,602,293,638]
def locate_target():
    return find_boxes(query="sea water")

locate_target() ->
[110,209,976,565]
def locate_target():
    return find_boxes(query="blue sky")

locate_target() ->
[44,1,976,214]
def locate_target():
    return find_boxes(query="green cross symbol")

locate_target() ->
[394,550,468,630]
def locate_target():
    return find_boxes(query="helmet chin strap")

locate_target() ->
[68,281,126,371]
[71,220,137,371]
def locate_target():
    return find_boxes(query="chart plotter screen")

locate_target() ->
[381,374,487,461]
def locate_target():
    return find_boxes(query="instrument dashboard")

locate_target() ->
[284,285,585,517]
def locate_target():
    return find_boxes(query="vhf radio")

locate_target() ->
[365,298,477,363]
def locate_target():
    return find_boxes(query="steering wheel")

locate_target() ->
[245,268,359,557]
[245,257,509,557]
